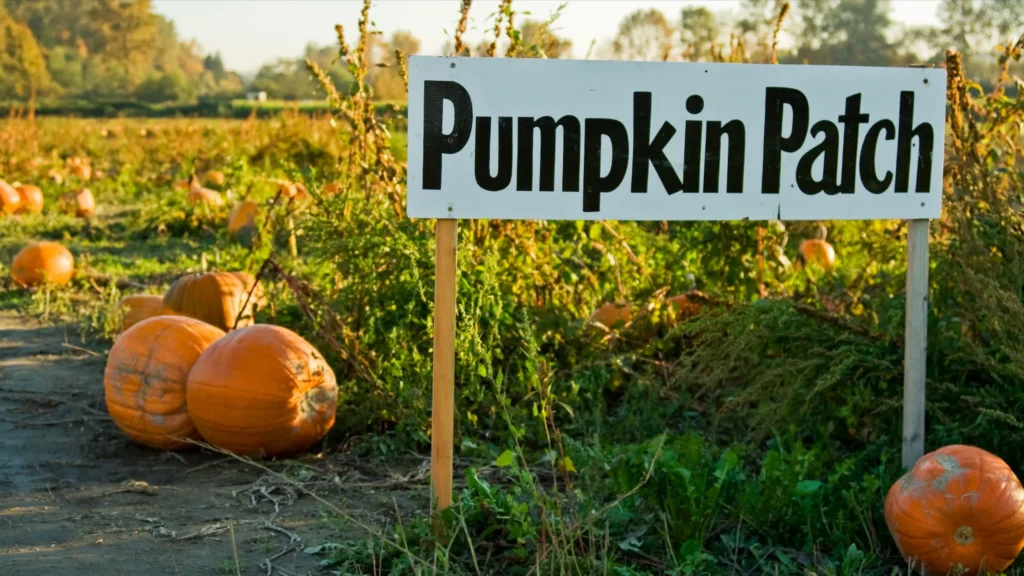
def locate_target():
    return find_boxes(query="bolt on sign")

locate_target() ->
[407,56,946,221]
[406,55,948,517]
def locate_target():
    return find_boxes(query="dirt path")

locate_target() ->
[0,312,426,575]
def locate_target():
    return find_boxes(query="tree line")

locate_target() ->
[1,0,1021,109]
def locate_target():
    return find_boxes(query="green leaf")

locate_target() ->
[477,364,487,377]
[561,456,577,473]
[795,480,823,495]
[496,450,515,468]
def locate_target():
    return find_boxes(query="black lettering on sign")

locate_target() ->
[838,94,869,194]
[704,120,745,193]
[475,117,514,191]
[860,119,895,193]
[682,95,704,193]
[631,92,682,194]
[516,116,582,192]
[582,119,629,212]
[422,80,473,190]
[796,121,840,195]
[895,91,934,193]
[761,87,809,194]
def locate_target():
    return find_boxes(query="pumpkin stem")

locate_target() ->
[954,525,974,546]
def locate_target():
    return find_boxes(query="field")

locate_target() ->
[3,17,1024,576]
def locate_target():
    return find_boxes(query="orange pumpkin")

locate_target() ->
[798,239,836,270]
[665,294,702,320]
[71,163,91,181]
[47,168,64,185]
[203,170,226,187]
[279,180,308,200]
[186,324,338,457]
[115,294,165,334]
[11,241,74,287]
[589,301,634,328]
[0,178,22,215]
[60,188,96,218]
[323,182,343,196]
[227,201,260,246]
[162,271,264,332]
[104,315,225,450]
[15,184,44,214]
[187,179,224,206]
[885,445,1024,575]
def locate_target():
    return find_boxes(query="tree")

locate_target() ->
[89,0,157,92]
[389,30,420,57]
[517,18,573,58]
[738,0,789,61]
[789,0,901,66]
[611,9,677,61]
[136,69,193,103]
[0,8,53,111]
[680,7,719,61]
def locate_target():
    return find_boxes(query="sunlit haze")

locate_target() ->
[153,1,943,73]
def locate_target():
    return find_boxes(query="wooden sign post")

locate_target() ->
[406,56,948,511]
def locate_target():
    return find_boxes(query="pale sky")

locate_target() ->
[152,0,942,73]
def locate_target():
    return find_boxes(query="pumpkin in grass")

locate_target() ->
[279,180,308,200]
[0,178,21,215]
[589,301,634,328]
[664,293,702,321]
[884,445,1024,575]
[323,182,343,196]
[104,315,225,450]
[227,200,260,246]
[115,294,165,333]
[798,239,836,270]
[187,179,224,206]
[162,271,263,332]
[11,241,74,287]
[186,324,338,457]
[203,170,226,187]
[60,188,96,218]
[15,184,44,214]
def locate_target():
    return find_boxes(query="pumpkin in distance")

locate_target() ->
[589,301,634,328]
[115,294,165,333]
[60,188,96,218]
[0,178,22,215]
[884,445,1024,575]
[104,315,225,450]
[227,201,260,247]
[798,239,836,270]
[11,241,74,287]
[186,324,338,457]
[203,170,226,187]
[162,271,263,331]
[15,184,44,214]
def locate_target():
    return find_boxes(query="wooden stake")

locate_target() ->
[902,218,929,468]
[431,218,458,514]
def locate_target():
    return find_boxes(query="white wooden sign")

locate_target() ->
[406,56,946,221]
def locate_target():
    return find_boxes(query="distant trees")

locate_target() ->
[0,0,243,104]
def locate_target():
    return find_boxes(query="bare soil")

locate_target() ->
[0,312,427,575]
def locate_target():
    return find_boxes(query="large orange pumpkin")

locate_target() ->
[11,241,74,287]
[885,445,1024,575]
[104,315,225,450]
[60,188,96,218]
[162,271,264,332]
[15,184,44,214]
[115,294,165,334]
[0,178,21,215]
[186,324,338,457]
[589,301,634,328]
[227,201,260,246]
[798,239,836,270]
